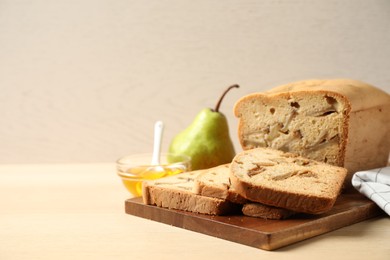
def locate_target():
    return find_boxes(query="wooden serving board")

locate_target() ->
[125,189,383,251]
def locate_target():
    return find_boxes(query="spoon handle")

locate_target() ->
[151,121,164,165]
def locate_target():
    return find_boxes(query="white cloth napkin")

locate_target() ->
[352,166,390,216]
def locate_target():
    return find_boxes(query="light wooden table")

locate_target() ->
[1,163,389,260]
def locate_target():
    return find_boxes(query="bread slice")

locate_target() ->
[142,170,237,215]
[193,164,296,219]
[234,79,390,184]
[242,203,295,220]
[193,164,247,204]
[230,148,348,214]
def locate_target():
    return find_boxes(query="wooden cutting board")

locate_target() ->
[125,189,383,250]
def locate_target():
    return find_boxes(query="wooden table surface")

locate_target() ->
[1,163,389,260]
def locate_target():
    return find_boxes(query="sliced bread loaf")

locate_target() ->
[192,164,247,204]
[230,148,347,214]
[234,79,390,183]
[142,170,237,215]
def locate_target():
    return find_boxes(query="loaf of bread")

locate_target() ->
[230,148,348,214]
[142,170,238,215]
[192,164,247,204]
[234,79,390,183]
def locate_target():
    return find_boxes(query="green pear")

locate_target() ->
[168,85,239,170]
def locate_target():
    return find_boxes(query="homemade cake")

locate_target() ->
[230,148,348,214]
[142,170,238,215]
[234,79,390,183]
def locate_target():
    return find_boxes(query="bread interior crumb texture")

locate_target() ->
[236,91,347,166]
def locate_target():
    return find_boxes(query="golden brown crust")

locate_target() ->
[230,172,334,214]
[265,79,389,112]
[229,148,347,214]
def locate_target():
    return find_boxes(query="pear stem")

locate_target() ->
[214,84,240,112]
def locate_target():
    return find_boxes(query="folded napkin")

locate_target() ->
[352,166,390,216]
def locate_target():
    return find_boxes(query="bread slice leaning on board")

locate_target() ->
[193,163,296,219]
[234,79,390,184]
[230,148,347,214]
[142,170,239,215]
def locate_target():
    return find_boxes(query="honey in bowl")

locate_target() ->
[117,153,191,197]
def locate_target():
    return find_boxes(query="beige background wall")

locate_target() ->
[1,0,389,164]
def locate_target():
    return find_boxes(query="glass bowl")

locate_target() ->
[116,153,191,197]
